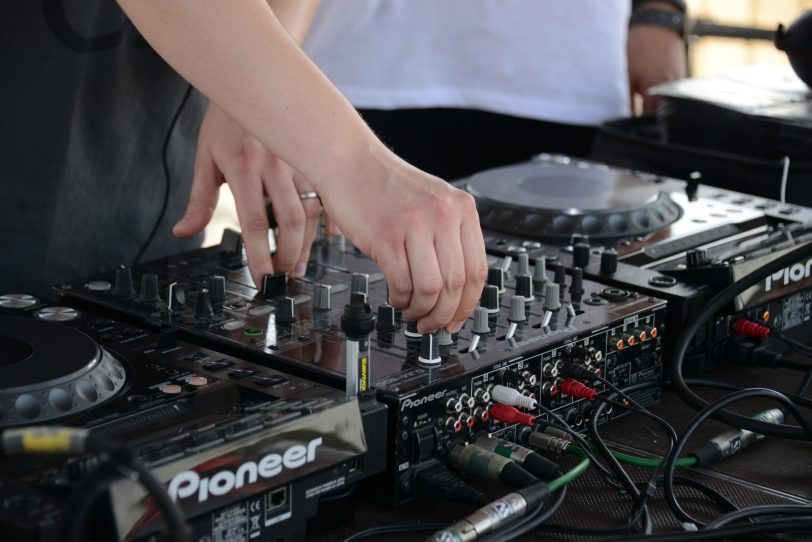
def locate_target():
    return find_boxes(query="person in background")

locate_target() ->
[1,0,487,334]
[303,0,687,180]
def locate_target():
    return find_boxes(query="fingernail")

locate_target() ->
[448,321,464,334]
[293,262,307,277]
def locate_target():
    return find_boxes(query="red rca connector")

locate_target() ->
[490,403,536,427]
[734,319,770,338]
[559,379,597,401]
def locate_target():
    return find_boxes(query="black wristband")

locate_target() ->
[632,0,686,14]
[629,9,687,38]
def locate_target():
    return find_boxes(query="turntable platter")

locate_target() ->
[463,160,683,241]
[0,315,127,426]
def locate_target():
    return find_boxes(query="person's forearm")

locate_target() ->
[268,0,320,44]
[118,0,384,191]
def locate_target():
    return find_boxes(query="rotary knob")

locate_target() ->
[194,288,213,319]
[472,307,491,335]
[516,253,530,276]
[418,333,442,365]
[570,267,584,297]
[480,284,500,314]
[376,304,396,331]
[600,249,618,276]
[533,257,548,292]
[686,249,711,268]
[313,284,332,311]
[277,297,295,324]
[262,272,287,300]
[515,274,533,304]
[350,273,369,297]
[207,275,227,304]
[167,282,186,312]
[114,265,135,297]
[551,262,566,289]
[544,283,561,312]
[508,295,526,323]
[138,273,160,303]
[572,241,591,269]
[487,267,505,294]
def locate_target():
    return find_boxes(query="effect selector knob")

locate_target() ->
[572,241,591,269]
[114,265,135,297]
[313,284,332,311]
[376,304,396,331]
[194,288,214,319]
[480,284,500,314]
[207,275,227,304]
[138,273,160,303]
[600,249,618,276]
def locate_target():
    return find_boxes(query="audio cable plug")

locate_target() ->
[490,403,536,427]
[560,362,595,382]
[448,442,538,489]
[733,319,771,338]
[559,379,597,401]
[475,436,562,480]
[689,408,785,467]
[491,384,537,409]
[415,463,489,506]
[525,431,571,456]
[426,482,551,542]
[723,337,784,368]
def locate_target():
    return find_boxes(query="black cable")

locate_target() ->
[605,518,812,541]
[479,485,568,542]
[799,370,812,396]
[63,462,122,542]
[134,83,194,265]
[770,328,812,358]
[684,378,812,410]
[670,239,812,439]
[705,504,812,529]
[663,388,812,527]
[343,523,447,542]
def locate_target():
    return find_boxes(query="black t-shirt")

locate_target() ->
[1,1,207,296]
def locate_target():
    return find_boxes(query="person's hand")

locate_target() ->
[627,23,687,114]
[318,148,488,334]
[173,103,321,287]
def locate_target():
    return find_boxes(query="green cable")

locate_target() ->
[548,446,590,492]
[583,441,697,469]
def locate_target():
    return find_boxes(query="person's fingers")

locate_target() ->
[403,229,443,330]
[375,240,412,311]
[291,172,321,277]
[323,211,342,236]
[417,220,466,333]
[262,160,305,277]
[449,216,488,332]
[222,159,274,288]
[173,151,221,237]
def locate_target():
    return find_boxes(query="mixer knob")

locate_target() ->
[138,273,160,303]
[277,296,295,324]
[480,284,500,314]
[686,249,711,269]
[437,328,454,347]
[487,267,505,294]
[350,272,369,297]
[207,275,227,304]
[376,304,396,331]
[262,272,287,300]
[551,262,566,289]
[516,253,530,276]
[600,249,618,276]
[543,283,561,312]
[532,257,548,292]
[508,295,527,324]
[313,284,332,311]
[113,265,135,297]
[472,307,491,335]
[572,241,591,269]
[515,274,533,304]
[570,267,584,297]
[418,333,442,365]
[167,282,186,312]
[194,288,213,319]
[405,320,422,338]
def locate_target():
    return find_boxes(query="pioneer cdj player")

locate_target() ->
[0,297,385,541]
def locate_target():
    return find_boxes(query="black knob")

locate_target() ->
[277,296,295,324]
[572,242,590,269]
[515,274,533,302]
[114,265,135,297]
[376,304,396,331]
[405,320,422,338]
[418,333,441,365]
[194,288,213,319]
[341,293,375,339]
[262,272,287,300]
[480,284,500,313]
[138,273,160,303]
[207,275,227,304]
[551,262,566,289]
[686,249,711,269]
[570,267,584,297]
[487,267,505,293]
[600,249,618,276]
[167,282,186,311]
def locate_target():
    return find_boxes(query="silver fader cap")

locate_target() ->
[508,295,527,323]
[313,283,332,311]
[472,307,491,335]
[544,283,561,312]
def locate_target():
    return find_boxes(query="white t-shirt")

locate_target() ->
[304,0,631,126]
